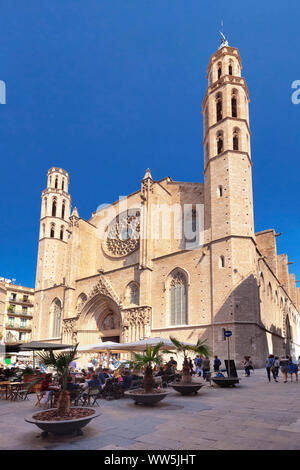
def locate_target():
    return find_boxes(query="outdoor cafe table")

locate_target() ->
[0,381,24,400]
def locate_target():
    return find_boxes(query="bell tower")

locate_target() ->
[35,167,71,290]
[203,38,258,358]
[203,39,254,241]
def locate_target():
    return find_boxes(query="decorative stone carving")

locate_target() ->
[62,317,78,343]
[87,275,121,307]
[121,306,152,341]
[105,210,140,257]
[101,311,120,330]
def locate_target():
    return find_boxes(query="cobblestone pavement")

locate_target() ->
[1,369,300,450]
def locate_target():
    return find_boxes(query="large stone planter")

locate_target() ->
[124,389,168,406]
[212,377,239,388]
[25,407,100,437]
[171,383,203,395]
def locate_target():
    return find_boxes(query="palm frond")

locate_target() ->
[37,344,79,374]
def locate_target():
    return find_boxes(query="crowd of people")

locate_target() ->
[1,352,300,404]
[239,354,300,383]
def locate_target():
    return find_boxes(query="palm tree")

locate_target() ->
[169,337,210,384]
[128,344,165,394]
[37,344,79,416]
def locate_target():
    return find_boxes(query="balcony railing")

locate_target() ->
[5,324,31,332]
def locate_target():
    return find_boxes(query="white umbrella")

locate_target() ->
[77,341,123,353]
[104,336,195,352]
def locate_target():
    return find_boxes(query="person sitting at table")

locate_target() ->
[88,374,102,388]
[65,375,81,402]
[40,374,54,405]
[121,370,132,390]
[86,367,94,379]
[103,368,112,379]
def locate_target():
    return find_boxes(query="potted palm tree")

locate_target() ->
[124,343,169,405]
[169,336,210,395]
[25,344,100,436]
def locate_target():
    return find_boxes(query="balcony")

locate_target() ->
[8,299,33,307]
[6,311,33,319]
[5,324,31,332]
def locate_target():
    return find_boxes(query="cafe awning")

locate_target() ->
[19,341,73,351]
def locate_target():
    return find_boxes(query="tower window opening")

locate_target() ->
[60,226,64,240]
[219,256,225,268]
[50,224,55,238]
[233,129,239,151]
[52,198,57,217]
[218,185,223,197]
[216,93,222,122]
[61,201,65,220]
[217,132,223,155]
[229,63,233,75]
[231,91,238,117]
[217,63,222,79]
[55,177,58,189]
[62,179,65,191]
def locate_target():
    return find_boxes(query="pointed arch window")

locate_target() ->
[61,201,66,220]
[231,90,238,118]
[233,128,239,151]
[62,179,65,191]
[216,93,222,122]
[55,177,58,189]
[169,270,187,325]
[217,131,223,155]
[52,198,57,217]
[50,224,55,238]
[217,63,222,79]
[60,226,64,240]
[267,282,272,299]
[125,282,139,305]
[229,62,233,76]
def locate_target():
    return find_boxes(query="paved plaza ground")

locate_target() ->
[1,368,300,450]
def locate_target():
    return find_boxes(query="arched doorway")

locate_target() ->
[76,294,121,346]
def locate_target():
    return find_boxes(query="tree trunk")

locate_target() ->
[57,390,70,415]
[181,357,192,384]
[143,365,155,394]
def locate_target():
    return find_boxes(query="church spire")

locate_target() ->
[143,168,153,180]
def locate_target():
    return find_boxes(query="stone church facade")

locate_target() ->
[32,43,300,367]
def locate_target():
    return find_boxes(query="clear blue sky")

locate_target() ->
[0,0,299,288]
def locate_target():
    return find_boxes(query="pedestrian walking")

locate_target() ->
[273,356,280,379]
[241,356,252,377]
[202,356,210,381]
[279,355,290,383]
[288,357,298,382]
[266,354,277,382]
[213,356,221,372]
[194,355,202,377]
